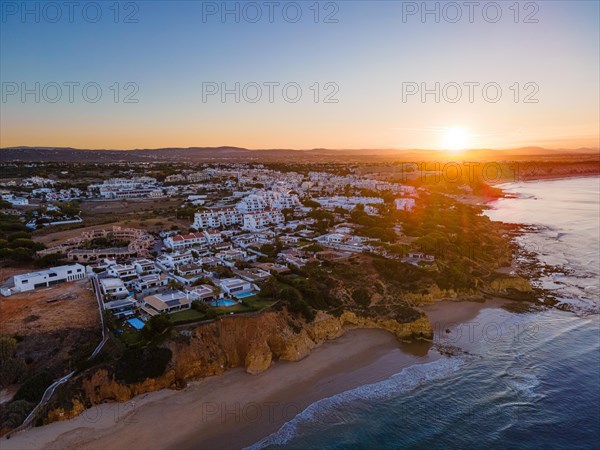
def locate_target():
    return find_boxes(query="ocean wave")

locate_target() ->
[503,370,541,400]
[246,357,470,450]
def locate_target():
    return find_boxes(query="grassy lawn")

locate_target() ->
[116,326,145,347]
[243,296,277,310]
[170,309,206,324]
[214,303,254,315]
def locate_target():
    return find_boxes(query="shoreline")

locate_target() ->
[2,298,510,450]
[492,172,599,189]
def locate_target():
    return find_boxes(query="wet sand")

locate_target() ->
[3,299,508,450]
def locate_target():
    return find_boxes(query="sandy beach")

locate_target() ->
[2,299,509,450]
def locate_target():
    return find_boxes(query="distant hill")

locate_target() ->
[0,146,597,163]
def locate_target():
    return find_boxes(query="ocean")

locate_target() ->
[250,176,600,450]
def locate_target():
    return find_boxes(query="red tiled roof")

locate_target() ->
[173,233,204,242]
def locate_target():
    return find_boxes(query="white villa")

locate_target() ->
[218,278,256,297]
[187,284,223,302]
[107,264,137,283]
[133,259,159,274]
[133,273,169,293]
[141,291,191,316]
[104,298,137,318]
[99,277,129,300]
[1,263,86,296]
[316,233,372,252]
[157,251,194,268]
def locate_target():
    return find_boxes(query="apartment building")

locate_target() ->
[242,210,285,231]
[164,232,208,251]
[193,208,242,229]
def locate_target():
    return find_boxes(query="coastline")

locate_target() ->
[2,299,511,450]
[514,172,600,183]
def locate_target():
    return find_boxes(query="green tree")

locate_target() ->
[141,314,173,341]
[0,337,26,388]
[352,288,371,307]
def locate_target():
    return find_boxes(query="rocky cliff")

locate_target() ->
[488,275,532,293]
[45,309,431,423]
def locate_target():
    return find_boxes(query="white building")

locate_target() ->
[268,192,300,210]
[236,194,266,213]
[133,273,169,293]
[141,291,191,316]
[104,299,136,318]
[88,176,160,200]
[236,191,299,213]
[316,233,372,252]
[395,198,416,211]
[1,194,29,206]
[133,259,159,275]
[314,196,384,210]
[187,284,222,302]
[193,208,242,229]
[164,232,208,251]
[158,251,194,268]
[218,278,255,297]
[242,210,285,231]
[203,229,224,245]
[99,277,129,300]
[3,264,85,295]
[107,264,137,283]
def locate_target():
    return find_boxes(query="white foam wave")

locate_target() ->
[505,371,541,399]
[246,357,468,450]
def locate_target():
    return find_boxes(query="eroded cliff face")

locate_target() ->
[403,286,481,305]
[45,309,431,423]
[488,276,533,294]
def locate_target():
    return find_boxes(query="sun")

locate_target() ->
[441,127,471,152]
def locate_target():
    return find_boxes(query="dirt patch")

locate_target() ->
[0,266,36,284]
[33,216,187,246]
[0,279,99,336]
[80,198,181,215]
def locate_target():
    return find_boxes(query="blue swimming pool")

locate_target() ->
[126,318,145,330]
[211,299,238,307]
[235,292,256,299]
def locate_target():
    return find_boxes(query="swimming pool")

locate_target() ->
[211,299,238,307]
[126,318,145,330]
[235,292,256,299]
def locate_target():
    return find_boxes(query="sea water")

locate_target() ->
[250,177,600,449]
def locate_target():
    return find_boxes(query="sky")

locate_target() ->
[1,0,599,150]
